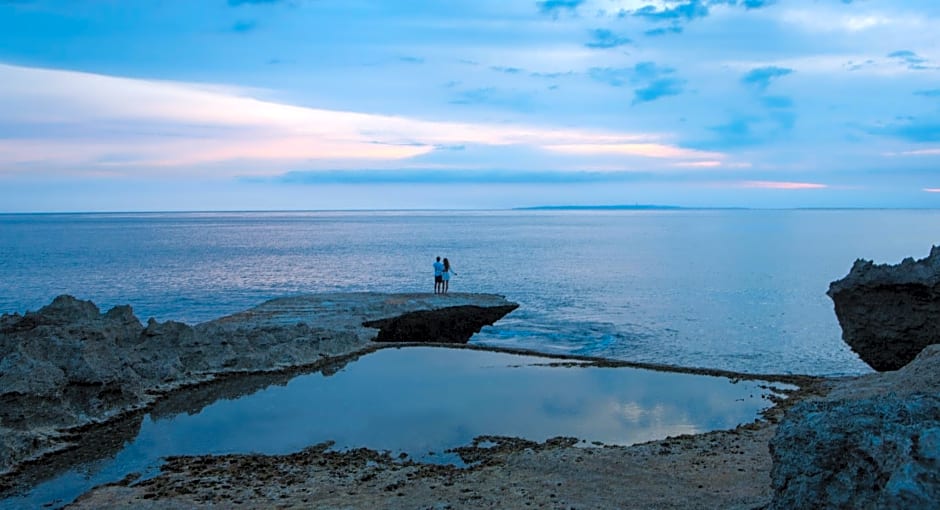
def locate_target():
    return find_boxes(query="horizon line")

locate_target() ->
[3,206,940,215]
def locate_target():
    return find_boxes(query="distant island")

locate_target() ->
[513,204,685,211]
[513,205,756,211]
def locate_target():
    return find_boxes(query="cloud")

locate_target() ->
[741,66,793,91]
[590,62,685,104]
[0,63,716,176]
[644,25,683,37]
[925,188,940,193]
[536,0,584,15]
[700,106,796,150]
[868,117,940,143]
[739,181,827,190]
[399,56,425,64]
[887,50,936,71]
[888,50,925,63]
[630,1,710,22]
[885,149,940,157]
[585,29,632,49]
[915,89,940,98]
[761,96,794,109]
[266,168,659,185]
[231,20,258,33]
[633,79,685,104]
[542,143,720,159]
[707,116,760,147]
[228,0,284,6]
[740,0,776,9]
[448,87,535,111]
[491,66,524,74]
[530,71,576,79]
[845,59,876,72]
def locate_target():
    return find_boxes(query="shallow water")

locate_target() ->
[2,209,937,376]
[0,347,789,509]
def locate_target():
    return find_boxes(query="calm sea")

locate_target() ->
[1,209,937,376]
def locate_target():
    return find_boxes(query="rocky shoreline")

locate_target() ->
[3,249,940,509]
[57,344,939,510]
[0,293,518,479]
[5,339,822,510]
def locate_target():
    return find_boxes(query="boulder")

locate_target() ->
[827,245,940,371]
[769,345,940,508]
[769,395,940,509]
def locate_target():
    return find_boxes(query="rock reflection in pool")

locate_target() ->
[3,347,786,509]
[136,347,776,459]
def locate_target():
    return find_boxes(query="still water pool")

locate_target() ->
[2,347,789,509]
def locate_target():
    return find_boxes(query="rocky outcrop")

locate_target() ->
[364,304,519,343]
[771,246,940,508]
[769,345,940,508]
[0,292,517,475]
[827,245,940,371]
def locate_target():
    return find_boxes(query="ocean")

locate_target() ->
[1,209,937,376]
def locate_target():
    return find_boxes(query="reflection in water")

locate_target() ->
[1,347,786,509]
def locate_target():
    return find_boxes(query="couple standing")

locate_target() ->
[433,256,456,294]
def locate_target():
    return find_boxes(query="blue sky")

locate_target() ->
[1,0,938,210]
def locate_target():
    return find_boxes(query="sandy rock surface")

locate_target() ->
[66,425,784,510]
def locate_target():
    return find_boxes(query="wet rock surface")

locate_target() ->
[769,345,940,509]
[66,425,788,510]
[828,245,940,371]
[0,293,517,476]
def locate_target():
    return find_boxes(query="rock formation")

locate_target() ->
[769,344,940,508]
[827,245,940,371]
[0,292,517,476]
[364,304,519,343]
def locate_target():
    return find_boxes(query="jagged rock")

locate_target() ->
[0,292,517,475]
[827,245,940,371]
[769,345,940,509]
[364,304,520,343]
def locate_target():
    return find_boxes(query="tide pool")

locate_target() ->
[1,346,790,509]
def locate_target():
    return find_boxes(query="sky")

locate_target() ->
[0,0,939,211]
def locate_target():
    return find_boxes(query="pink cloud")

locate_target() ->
[543,143,722,160]
[0,63,718,177]
[740,180,828,190]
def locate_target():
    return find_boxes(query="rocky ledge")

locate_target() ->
[0,293,518,475]
[827,245,940,371]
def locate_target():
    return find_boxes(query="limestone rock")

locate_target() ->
[769,395,940,509]
[769,344,940,508]
[0,292,518,475]
[364,304,520,343]
[827,245,940,371]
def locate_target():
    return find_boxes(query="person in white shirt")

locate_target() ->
[433,256,444,294]
[442,257,456,294]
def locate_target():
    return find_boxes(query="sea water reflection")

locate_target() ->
[2,347,789,509]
